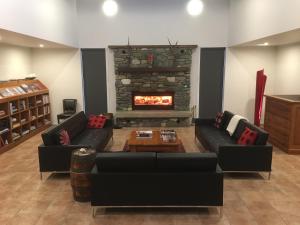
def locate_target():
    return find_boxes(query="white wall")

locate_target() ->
[229,0,300,46]
[0,43,33,80]
[275,43,300,94]
[0,0,78,47]
[77,0,229,113]
[77,0,229,47]
[224,47,277,122]
[32,49,83,124]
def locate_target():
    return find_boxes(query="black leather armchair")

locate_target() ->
[57,99,77,124]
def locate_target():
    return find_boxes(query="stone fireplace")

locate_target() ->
[110,44,197,126]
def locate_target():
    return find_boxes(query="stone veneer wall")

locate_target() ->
[113,47,193,111]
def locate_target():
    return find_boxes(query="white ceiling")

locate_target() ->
[0,28,72,48]
[236,28,300,47]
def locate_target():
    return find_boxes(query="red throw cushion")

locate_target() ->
[237,127,258,145]
[214,112,223,128]
[88,114,107,128]
[59,129,70,145]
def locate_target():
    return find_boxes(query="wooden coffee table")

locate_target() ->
[127,130,184,152]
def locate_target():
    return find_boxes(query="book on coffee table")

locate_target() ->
[160,129,177,142]
[136,130,153,138]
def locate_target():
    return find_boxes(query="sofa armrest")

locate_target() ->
[38,144,90,172]
[195,118,215,126]
[218,144,273,172]
[104,119,113,128]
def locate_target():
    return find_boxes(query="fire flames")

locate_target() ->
[134,95,173,106]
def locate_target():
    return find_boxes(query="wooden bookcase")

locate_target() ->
[0,79,51,154]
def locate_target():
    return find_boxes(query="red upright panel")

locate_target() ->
[254,69,267,126]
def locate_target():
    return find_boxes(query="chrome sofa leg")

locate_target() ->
[92,207,97,217]
[219,206,223,217]
[268,171,271,180]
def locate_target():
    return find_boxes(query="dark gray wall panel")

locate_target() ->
[199,48,225,118]
[81,49,107,115]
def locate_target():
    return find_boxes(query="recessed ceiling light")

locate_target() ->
[102,0,118,17]
[187,0,204,16]
[39,44,44,48]
[257,42,269,46]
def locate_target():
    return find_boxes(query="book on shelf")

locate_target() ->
[21,118,27,124]
[0,136,4,147]
[12,132,21,140]
[19,100,26,111]
[30,125,36,131]
[20,84,30,93]
[36,100,42,105]
[136,130,153,138]
[12,123,20,128]
[0,110,6,117]
[28,83,41,92]
[0,89,12,97]
[0,128,9,135]
[9,103,18,114]
[42,95,49,104]
[43,105,50,114]
[22,130,30,135]
[16,87,26,94]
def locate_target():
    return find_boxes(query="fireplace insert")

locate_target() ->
[132,91,174,110]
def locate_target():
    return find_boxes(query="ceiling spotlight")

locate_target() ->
[187,0,204,16]
[39,44,44,48]
[256,42,269,46]
[102,0,118,17]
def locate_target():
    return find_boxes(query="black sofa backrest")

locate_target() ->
[95,152,218,172]
[232,120,269,145]
[42,111,88,146]
[96,152,156,172]
[157,152,217,171]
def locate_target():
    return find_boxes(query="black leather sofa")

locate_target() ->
[91,152,223,216]
[195,111,273,177]
[38,111,113,177]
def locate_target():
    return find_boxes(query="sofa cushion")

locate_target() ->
[232,120,269,145]
[237,127,258,145]
[220,111,234,130]
[88,115,107,128]
[57,129,70,145]
[71,128,110,150]
[95,152,156,172]
[42,111,87,146]
[198,125,235,152]
[157,152,217,171]
[214,112,223,129]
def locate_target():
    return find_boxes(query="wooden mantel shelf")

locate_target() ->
[108,45,198,49]
[118,66,190,73]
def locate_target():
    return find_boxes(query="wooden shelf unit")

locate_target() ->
[0,79,51,154]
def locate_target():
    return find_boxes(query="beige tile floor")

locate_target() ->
[0,126,300,225]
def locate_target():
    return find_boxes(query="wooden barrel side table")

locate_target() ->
[70,148,96,202]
